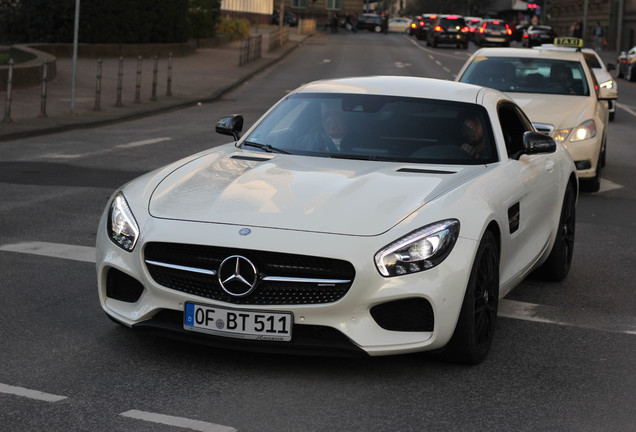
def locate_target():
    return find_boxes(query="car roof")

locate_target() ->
[472,47,584,62]
[295,76,488,103]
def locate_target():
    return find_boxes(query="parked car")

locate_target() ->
[97,76,577,365]
[388,17,412,33]
[522,25,557,47]
[457,37,616,192]
[616,45,636,81]
[427,15,469,49]
[357,13,387,33]
[271,10,298,27]
[412,13,438,40]
[475,19,512,47]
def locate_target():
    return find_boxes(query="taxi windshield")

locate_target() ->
[460,57,590,96]
[243,93,497,165]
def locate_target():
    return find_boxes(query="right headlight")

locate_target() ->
[375,219,460,277]
[107,192,139,252]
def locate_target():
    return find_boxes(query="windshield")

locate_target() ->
[460,57,590,96]
[242,93,497,165]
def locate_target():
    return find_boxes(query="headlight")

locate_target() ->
[375,219,460,277]
[553,128,571,143]
[107,193,139,252]
[570,119,596,142]
[554,120,596,143]
[599,80,613,89]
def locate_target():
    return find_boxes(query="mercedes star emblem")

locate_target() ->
[217,255,258,297]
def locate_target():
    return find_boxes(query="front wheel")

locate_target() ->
[628,65,636,82]
[445,231,499,365]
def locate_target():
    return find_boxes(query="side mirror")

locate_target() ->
[215,115,244,141]
[598,85,617,101]
[517,131,556,158]
[606,62,615,71]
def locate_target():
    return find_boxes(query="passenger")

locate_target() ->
[460,110,487,158]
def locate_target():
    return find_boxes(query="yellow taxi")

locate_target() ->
[456,37,616,192]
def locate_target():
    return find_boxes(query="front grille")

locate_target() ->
[144,242,355,305]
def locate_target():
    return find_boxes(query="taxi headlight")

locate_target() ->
[107,193,139,252]
[375,220,460,277]
[570,120,596,142]
[553,128,571,143]
[599,80,614,89]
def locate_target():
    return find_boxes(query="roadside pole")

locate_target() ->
[71,0,80,113]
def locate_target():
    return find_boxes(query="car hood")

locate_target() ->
[508,94,593,129]
[148,147,485,236]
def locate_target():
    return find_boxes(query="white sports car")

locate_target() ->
[97,76,577,364]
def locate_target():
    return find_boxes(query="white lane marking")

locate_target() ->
[499,299,636,335]
[115,137,172,149]
[616,102,636,117]
[599,178,623,193]
[2,241,635,335]
[41,137,171,159]
[0,383,67,402]
[121,410,236,432]
[0,241,96,263]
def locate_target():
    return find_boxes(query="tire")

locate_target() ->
[534,181,576,281]
[617,65,623,78]
[628,65,635,82]
[445,231,499,365]
[609,110,615,122]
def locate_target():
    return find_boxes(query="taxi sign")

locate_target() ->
[554,37,584,48]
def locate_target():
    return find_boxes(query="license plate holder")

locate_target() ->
[184,302,293,342]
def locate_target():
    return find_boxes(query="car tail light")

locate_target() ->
[506,24,512,35]
[493,20,500,24]
[480,28,485,33]
[461,26,469,32]
[435,25,442,32]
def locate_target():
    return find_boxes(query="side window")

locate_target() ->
[497,103,532,158]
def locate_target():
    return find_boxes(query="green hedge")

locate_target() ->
[1,0,221,44]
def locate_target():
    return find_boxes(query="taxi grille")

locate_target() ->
[144,242,355,305]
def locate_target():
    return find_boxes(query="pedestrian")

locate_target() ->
[571,20,582,38]
[592,21,605,51]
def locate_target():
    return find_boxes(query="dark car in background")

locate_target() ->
[357,13,387,33]
[475,19,511,47]
[427,15,469,49]
[412,13,438,40]
[465,17,482,42]
[271,9,298,26]
[617,45,636,81]
[522,25,557,47]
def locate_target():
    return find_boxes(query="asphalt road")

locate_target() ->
[1,31,635,432]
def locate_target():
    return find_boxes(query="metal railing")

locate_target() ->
[239,35,262,66]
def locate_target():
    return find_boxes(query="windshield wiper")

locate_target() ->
[242,141,290,154]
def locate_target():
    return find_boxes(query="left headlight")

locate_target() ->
[375,219,460,277]
[107,192,139,252]
[553,119,596,143]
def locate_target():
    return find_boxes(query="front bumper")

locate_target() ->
[97,214,477,357]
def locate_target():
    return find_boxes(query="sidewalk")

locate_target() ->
[0,27,308,143]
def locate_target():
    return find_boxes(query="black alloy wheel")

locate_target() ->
[445,231,499,365]
[535,181,576,281]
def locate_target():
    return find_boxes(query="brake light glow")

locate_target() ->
[461,27,469,33]
[435,26,442,32]
[493,21,500,24]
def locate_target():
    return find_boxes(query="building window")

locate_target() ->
[292,0,307,8]
[325,0,342,11]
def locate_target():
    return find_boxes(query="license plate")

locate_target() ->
[184,302,293,342]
